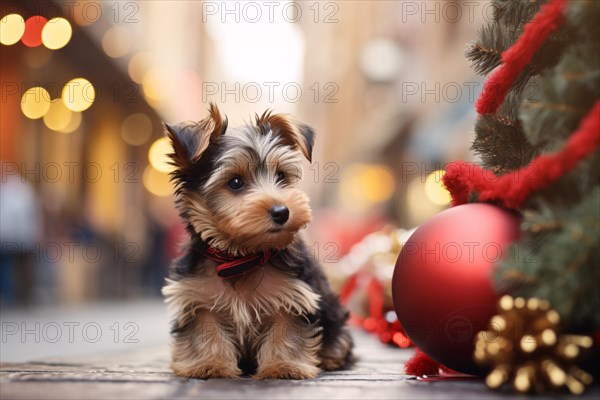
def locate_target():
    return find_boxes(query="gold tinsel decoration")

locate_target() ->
[474,295,594,395]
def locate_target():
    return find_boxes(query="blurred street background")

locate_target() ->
[1,299,167,362]
[1,0,486,361]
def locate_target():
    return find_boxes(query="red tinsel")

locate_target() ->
[475,0,568,115]
[444,101,600,208]
[405,349,441,376]
[404,349,455,376]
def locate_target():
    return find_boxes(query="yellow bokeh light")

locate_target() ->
[21,87,52,119]
[148,137,174,173]
[143,165,172,197]
[62,78,95,112]
[128,51,154,83]
[58,110,82,133]
[0,14,26,45]
[406,178,442,226]
[142,67,169,102]
[43,99,73,131]
[361,165,395,202]
[102,26,133,58]
[121,113,153,146]
[424,170,452,205]
[339,163,396,212]
[41,17,72,50]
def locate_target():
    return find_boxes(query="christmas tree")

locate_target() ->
[440,0,598,393]
[457,0,599,331]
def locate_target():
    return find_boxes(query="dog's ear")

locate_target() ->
[256,112,315,162]
[164,103,227,167]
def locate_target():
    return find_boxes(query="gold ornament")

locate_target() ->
[474,295,594,395]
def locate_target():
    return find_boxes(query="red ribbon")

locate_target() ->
[444,102,600,209]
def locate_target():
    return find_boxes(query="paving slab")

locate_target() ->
[2,328,598,400]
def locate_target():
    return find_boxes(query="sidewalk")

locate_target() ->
[1,301,598,399]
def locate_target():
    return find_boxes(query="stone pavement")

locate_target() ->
[2,328,599,400]
[1,301,598,399]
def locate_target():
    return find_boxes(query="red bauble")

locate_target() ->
[392,203,521,375]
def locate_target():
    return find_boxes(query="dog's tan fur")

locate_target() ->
[163,261,323,379]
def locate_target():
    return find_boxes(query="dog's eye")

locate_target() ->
[276,171,285,182]
[227,177,244,191]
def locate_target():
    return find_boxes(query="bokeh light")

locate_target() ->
[339,164,396,212]
[43,99,73,131]
[41,17,72,50]
[142,67,169,102]
[361,165,396,202]
[0,14,26,45]
[148,137,174,173]
[424,170,452,205]
[62,78,95,112]
[128,51,154,83]
[21,87,52,119]
[58,109,82,134]
[360,38,404,83]
[406,178,436,225]
[102,26,133,58]
[143,165,172,197]
[21,16,47,47]
[121,113,153,146]
[405,174,451,227]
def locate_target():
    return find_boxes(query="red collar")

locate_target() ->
[195,244,278,279]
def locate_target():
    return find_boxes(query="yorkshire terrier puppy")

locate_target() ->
[162,104,354,380]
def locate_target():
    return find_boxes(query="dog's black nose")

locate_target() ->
[269,205,289,225]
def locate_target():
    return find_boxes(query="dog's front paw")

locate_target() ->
[253,362,320,380]
[172,362,242,379]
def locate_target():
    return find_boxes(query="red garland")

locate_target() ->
[444,102,600,208]
[475,0,568,115]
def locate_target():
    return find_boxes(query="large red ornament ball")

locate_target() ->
[392,203,521,375]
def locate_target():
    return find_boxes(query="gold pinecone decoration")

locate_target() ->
[474,295,594,395]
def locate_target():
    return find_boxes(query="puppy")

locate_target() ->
[162,104,354,379]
